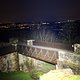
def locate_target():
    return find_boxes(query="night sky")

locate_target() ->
[0,0,80,22]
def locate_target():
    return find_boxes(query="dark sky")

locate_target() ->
[0,0,80,22]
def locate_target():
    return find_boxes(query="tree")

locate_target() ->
[30,28,56,42]
[60,22,79,43]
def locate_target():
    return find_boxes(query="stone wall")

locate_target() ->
[57,50,80,74]
[0,52,55,72]
[0,53,27,72]
[74,44,80,55]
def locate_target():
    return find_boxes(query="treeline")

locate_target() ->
[29,21,80,44]
[0,21,80,44]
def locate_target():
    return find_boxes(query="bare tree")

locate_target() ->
[31,28,56,42]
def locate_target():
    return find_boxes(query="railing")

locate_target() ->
[0,42,80,66]
[17,44,58,64]
[33,41,74,52]
[0,43,16,56]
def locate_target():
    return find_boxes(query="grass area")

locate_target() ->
[0,71,80,80]
[31,69,44,76]
[40,73,80,80]
[62,75,80,80]
[40,69,80,80]
[36,71,44,76]
[0,71,33,80]
[43,62,54,67]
